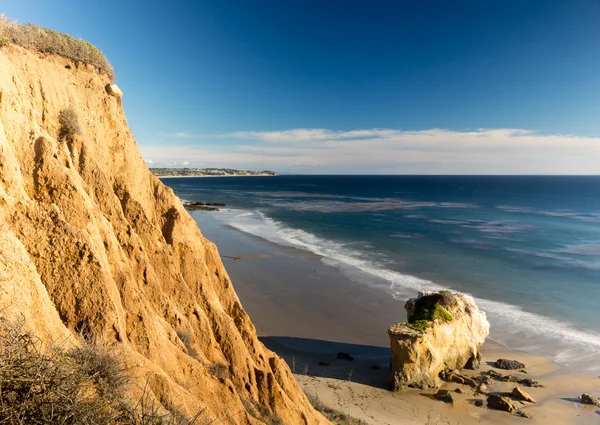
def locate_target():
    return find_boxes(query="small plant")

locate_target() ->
[66,338,129,399]
[58,106,82,141]
[175,328,200,360]
[241,398,283,425]
[207,362,229,379]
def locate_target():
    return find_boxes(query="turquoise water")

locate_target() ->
[163,175,600,371]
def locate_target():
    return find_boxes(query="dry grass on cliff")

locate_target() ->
[0,15,115,81]
[0,317,203,425]
[58,107,83,141]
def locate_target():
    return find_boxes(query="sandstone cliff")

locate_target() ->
[0,43,327,424]
[388,290,489,390]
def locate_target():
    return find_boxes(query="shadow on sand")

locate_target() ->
[260,336,391,389]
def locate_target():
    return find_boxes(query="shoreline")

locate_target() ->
[191,211,600,424]
[156,174,277,179]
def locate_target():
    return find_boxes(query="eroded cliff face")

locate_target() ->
[0,45,327,424]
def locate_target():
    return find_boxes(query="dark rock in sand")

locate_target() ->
[520,378,542,388]
[451,374,465,384]
[495,359,526,370]
[501,374,520,383]
[434,389,454,404]
[474,400,484,407]
[337,352,354,361]
[455,388,464,394]
[487,394,517,413]
[512,386,536,403]
[465,352,482,370]
[485,370,504,380]
[580,393,600,407]
[318,361,329,366]
[517,410,531,419]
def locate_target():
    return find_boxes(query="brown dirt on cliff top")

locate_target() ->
[0,44,328,424]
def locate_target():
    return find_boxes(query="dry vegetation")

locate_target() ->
[0,317,204,425]
[0,14,115,81]
[304,393,368,425]
[240,399,283,425]
[58,107,82,141]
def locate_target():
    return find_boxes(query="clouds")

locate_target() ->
[140,128,600,174]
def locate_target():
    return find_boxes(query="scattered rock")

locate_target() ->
[495,359,525,370]
[517,410,530,419]
[455,388,464,394]
[318,361,329,366]
[474,399,484,407]
[480,375,494,385]
[465,352,482,370]
[476,382,488,394]
[337,352,354,361]
[388,291,489,390]
[65,64,71,69]
[434,389,454,404]
[501,374,520,383]
[520,378,542,388]
[486,370,504,380]
[462,376,477,387]
[487,394,517,413]
[451,374,465,385]
[105,83,123,99]
[580,393,600,407]
[512,387,536,403]
[441,369,478,388]
[519,369,528,374]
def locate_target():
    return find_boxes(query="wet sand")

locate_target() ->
[192,211,600,425]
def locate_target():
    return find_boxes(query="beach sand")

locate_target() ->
[193,211,600,425]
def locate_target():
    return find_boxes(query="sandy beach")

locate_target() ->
[192,211,600,425]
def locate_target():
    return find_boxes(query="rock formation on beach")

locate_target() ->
[388,290,490,390]
[0,41,326,423]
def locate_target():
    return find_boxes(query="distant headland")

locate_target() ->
[149,167,277,177]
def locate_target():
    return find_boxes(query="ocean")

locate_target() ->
[162,175,600,372]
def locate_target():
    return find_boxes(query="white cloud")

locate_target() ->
[161,132,208,139]
[182,161,190,166]
[142,128,600,174]
[144,158,154,164]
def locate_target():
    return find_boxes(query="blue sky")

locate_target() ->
[3,0,600,173]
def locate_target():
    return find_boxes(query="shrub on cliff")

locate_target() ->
[58,107,82,141]
[0,15,115,81]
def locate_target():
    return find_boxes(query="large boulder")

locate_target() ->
[388,290,489,390]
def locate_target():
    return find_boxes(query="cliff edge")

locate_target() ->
[0,43,326,424]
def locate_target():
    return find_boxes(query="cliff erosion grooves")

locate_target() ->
[0,44,327,424]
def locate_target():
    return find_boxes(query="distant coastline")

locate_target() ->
[150,167,277,178]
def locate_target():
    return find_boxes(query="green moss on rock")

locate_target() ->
[405,299,453,333]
